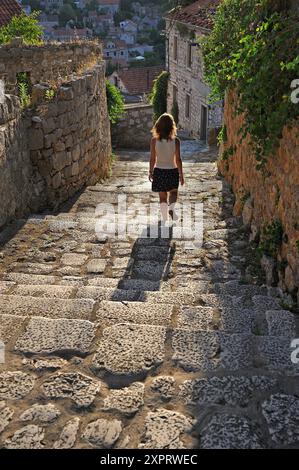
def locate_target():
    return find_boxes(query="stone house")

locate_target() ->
[104,39,129,66]
[164,0,223,142]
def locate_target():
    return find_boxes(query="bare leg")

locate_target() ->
[169,189,178,220]
[159,192,168,222]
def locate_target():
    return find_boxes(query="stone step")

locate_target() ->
[96,301,174,327]
[14,316,96,355]
[3,273,60,285]
[12,285,75,299]
[0,295,95,319]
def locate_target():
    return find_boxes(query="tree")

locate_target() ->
[59,4,77,26]
[0,12,43,45]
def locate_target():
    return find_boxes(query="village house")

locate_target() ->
[104,38,129,66]
[0,0,22,27]
[108,65,163,102]
[40,0,63,9]
[98,0,120,16]
[164,0,223,142]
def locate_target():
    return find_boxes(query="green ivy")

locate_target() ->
[259,219,283,257]
[106,80,125,125]
[149,71,170,122]
[171,100,179,125]
[201,0,299,170]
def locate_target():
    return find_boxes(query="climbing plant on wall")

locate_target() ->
[201,0,299,170]
[150,71,170,122]
[106,80,125,125]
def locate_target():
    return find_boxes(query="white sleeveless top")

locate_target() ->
[155,138,177,169]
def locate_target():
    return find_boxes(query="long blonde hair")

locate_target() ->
[151,113,177,140]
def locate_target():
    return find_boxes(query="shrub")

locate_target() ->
[0,12,43,45]
[106,80,125,124]
[149,70,169,122]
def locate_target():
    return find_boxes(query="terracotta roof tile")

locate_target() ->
[165,0,221,30]
[117,65,164,95]
[0,0,22,27]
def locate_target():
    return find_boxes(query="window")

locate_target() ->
[114,76,118,87]
[185,94,191,119]
[121,51,124,55]
[187,43,192,69]
[173,36,178,61]
[173,85,178,104]
[114,52,116,56]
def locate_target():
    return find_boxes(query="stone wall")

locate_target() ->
[0,41,111,228]
[0,39,102,94]
[111,103,153,150]
[218,90,299,303]
[0,96,42,227]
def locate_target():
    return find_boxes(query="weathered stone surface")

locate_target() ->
[0,314,28,342]
[119,279,162,291]
[256,336,297,371]
[4,273,58,285]
[179,375,277,406]
[13,284,74,299]
[199,414,264,449]
[0,402,14,433]
[15,317,96,354]
[265,310,296,338]
[103,383,144,415]
[4,425,45,449]
[262,394,299,446]
[20,403,61,423]
[92,324,166,376]
[0,371,36,400]
[0,295,95,319]
[177,306,219,331]
[132,261,167,281]
[42,372,101,407]
[86,259,106,273]
[77,286,140,302]
[172,330,253,371]
[61,253,88,266]
[23,357,68,371]
[96,301,173,327]
[53,417,80,449]
[82,418,122,448]
[138,409,193,449]
[151,376,176,400]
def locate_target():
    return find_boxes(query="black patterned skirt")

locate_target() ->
[152,167,179,192]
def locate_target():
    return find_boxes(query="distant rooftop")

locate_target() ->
[165,0,220,30]
[115,65,163,95]
[0,0,22,27]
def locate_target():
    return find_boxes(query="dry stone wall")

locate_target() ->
[111,103,153,150]
[0,39,102,93]
[218,90,299,303]
[0,41,111,228]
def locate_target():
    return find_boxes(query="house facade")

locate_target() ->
[165,0,223,142]
[98,0,120,16]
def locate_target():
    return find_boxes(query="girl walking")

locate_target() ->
[149,113,184,223]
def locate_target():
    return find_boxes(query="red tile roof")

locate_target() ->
[116,65,164,95]
[165,0,221,30]
[0,0,22,27]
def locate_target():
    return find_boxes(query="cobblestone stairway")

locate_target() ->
[0,143,298,449]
